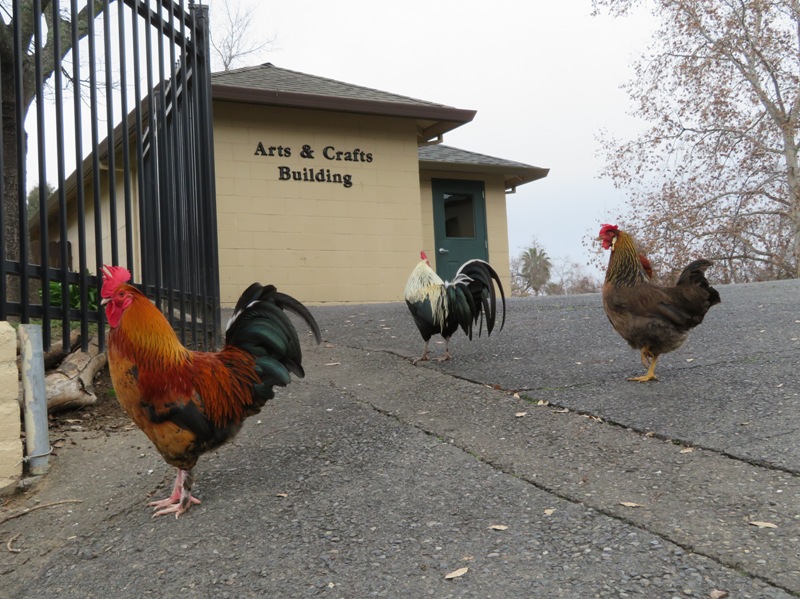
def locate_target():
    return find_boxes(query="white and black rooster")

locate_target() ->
[404,251,506,363]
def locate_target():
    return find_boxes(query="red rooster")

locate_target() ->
[598,224,720,382]
[404,251,506,363]
[101,266,321,517]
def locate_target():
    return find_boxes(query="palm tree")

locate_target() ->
[518,246,552,296]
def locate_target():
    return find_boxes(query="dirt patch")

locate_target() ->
[47,365,131,437]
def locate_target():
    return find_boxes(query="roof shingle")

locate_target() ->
[212,63,453,108]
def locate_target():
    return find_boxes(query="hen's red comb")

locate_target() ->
[420,251,428,261]
[598,223,619,236]
[101,265,131,298]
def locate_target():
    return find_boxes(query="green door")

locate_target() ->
[431,179,488,281]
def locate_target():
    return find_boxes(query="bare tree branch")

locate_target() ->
[209,1,274,71]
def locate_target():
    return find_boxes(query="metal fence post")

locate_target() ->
[19,324,50,476]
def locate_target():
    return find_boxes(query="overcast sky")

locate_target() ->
[226,0,659,276]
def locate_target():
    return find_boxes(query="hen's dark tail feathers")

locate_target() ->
[455,259,507,337]
[225,283,321,403]
[676,259,721,306]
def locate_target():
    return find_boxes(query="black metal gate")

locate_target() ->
[0,0,220,352]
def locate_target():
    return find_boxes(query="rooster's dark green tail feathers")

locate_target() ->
[455,259,506,336]
[225,283,321,387]
[272,291,323,344]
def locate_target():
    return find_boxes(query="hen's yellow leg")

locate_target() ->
[628,355,659,382]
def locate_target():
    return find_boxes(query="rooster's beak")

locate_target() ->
[100,298,110,306]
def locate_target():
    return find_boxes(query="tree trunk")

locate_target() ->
[2,49,24,304]
[2,100,22,304]
[783,140,800,278]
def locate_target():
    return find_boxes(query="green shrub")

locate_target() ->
[42,276,99,311]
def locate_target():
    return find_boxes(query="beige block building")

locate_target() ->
[210,64,547,305]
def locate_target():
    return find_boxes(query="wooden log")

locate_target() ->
[42,329,82,370]
[44,336,107,412]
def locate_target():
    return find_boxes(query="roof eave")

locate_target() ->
[419,160,550,191]
[212,84,476,141]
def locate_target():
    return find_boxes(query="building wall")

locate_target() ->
[418,171,512,294]
[61,163,141,277]
[213,102,424,306]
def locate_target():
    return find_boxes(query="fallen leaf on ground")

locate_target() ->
[489,524,508,531]
[324,362,341,366]
[515,412,527,418]
[709,590,729,599]
[512,392,520,399]
[620,501,644,508]
[680,447,694,454]
[749,521,777,529]
[445,567,469,579]
[544,508,555,515]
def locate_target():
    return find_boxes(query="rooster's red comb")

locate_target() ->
[101,265,131,298]
[598,223,619,236]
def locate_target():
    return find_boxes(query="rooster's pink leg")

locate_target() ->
[437,338,452,362]
[149,469,201,518]
[412,340,431,365]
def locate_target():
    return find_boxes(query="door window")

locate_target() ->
[443,193,476,238]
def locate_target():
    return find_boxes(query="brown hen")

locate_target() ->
[598,224,720,382]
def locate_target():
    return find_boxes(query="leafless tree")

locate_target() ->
[548,258,602,295]
[594,0,800,283]
[209,1,275,72]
